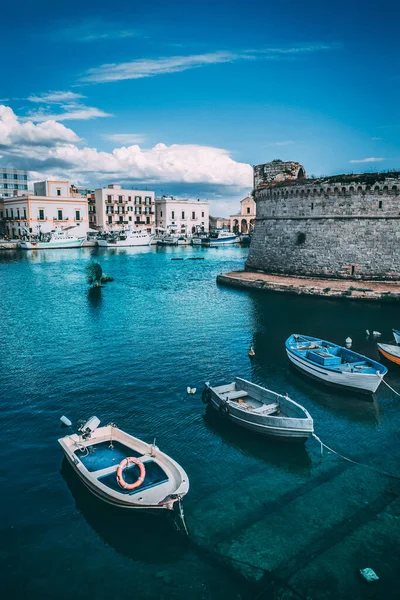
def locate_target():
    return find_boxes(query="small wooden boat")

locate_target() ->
[286,334,387,394]
[202,378,314,441]
[393,329,400,344]
[377,343,400,366]
[58,417,189,511]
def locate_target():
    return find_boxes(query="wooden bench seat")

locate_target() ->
[253,402,279,414]
[222,390,249,401]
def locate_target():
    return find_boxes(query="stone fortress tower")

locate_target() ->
[246,160,400,280]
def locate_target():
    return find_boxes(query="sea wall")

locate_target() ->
[246,173,400,280]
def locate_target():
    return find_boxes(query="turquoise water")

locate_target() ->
[1,245,399,600]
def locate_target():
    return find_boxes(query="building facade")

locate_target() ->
[246,160,400,280]
[230,194,256,234]
[0,180,88,238]
[155,196,209,234]
[209,216,230,231]
[0,168,28,198]
[94,184,155,233]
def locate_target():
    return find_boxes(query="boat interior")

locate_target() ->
[289,338,379,373]
[75,440,169,496]
[214,383,280,415]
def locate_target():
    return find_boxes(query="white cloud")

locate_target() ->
[102,133,146,144]
[53,19,142,43]
[0,106,252,192]
[0,105,80,146]
[24,105,113,122]
[349,157,385,164]
[80,45,339,84]
[268,140,295,146]
[28,91,86,103]
[80,52,238,83]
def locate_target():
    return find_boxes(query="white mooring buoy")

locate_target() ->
[60,415,72,427]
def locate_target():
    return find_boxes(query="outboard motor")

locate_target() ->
[78,416,101,439]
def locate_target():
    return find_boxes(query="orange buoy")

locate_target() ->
[116,457,146,490]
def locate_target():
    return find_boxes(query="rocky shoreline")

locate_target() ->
[217,271,400,302]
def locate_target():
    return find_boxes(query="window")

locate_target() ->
[10,209,14,218]
[171,211,175,219]
[14,174,18,179]
[192,211,195,219]
[58,209,63,220]
[107,195,112,202]
[39,209,45,220]
[181,211,185,219]
[75,210,81,221]
[17,209,20,219]
[201,212,204,218]
[379,200,383,209]
[146,217,150,224]
[160,210,163,217]
[23,208,26,219]
[128,196,131,202]
[145,196,151,205]
[119,196,123,203]
[135,196,141,204]
[108,216,112,224]
[247,207,250,214]
[129,216,132,222]
[56,189,61,196]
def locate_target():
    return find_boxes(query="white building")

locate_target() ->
[155,196,209,234]
[0,180,88,239]
[94,184,155,233]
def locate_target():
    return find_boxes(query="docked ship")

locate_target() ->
[20,226,86,249]
[202,230,240,247]
[97,228,154,247]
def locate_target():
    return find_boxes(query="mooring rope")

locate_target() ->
[380,376,400,398]
[312,433,400,480]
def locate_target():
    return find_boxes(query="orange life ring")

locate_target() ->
[116,457,146,490]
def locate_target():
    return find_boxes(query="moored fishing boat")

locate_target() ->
[393,329,400,344]
[202,378,313,440]
[97,228,154,247]
[58,417,189,511]
[202,230,240,247]
[20,226,86,249]
[286,334,387,394]
[377,343,400,366]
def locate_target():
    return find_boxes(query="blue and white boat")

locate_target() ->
[203,230,239,247]
[393,329,400,344]
[285,334,387,394]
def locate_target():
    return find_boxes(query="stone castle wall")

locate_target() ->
[246,171,400,280]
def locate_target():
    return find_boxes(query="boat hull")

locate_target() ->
[206,378,313,441]
[377,343,400,366]
[97,234,154,247]
[205,237,239,247]
[393,329,400,344]
[20,239,85,249]
[286,348,382,394]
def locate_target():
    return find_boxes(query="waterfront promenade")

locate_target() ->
[217,270,400,301]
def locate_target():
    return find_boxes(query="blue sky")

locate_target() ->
[1,0,399,214]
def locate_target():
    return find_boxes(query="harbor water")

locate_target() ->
[1,245,399,599]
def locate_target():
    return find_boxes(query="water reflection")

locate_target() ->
[87,286,103,308]
[202,408,312,474]
[61,460,187,563]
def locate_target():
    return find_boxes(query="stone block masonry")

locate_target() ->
[246,163,400,280]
